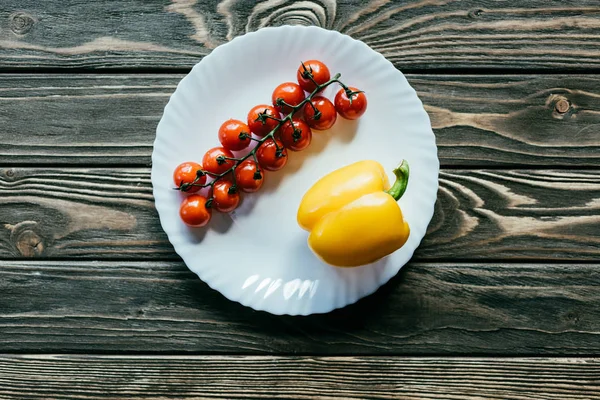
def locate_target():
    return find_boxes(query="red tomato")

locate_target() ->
[173,161,206,192]
[334,87,367,120]
[279,119,312,151]
[211,180,240,213]
[218,119,252,151]
[235,159,264,193]
[256,139,288,171]
[180,194,211,227]
[272,82,305,115]
[303,96,337,130]
[202,147,236,175]
[297,60,331,93]
[247,105,281,137]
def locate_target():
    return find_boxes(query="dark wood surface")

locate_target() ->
[1,0,599,399]
[1,74,599,166]
[1,355,599,400]
[1,167,598,260]
[2,261,600,355]
[1,1,600,71]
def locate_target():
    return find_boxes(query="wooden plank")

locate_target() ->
[416,75,600,167]
[1,356,599,400]
[1,1,600,70]
[1,74,599,166]
[423,169,600,260]
[0,167,598,260]
[1,261,600,354]
[0,75,166,165]
[0,168,172,258]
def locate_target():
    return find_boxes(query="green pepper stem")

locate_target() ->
[385,160,410,201]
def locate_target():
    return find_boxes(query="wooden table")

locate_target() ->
[1,1,599,399]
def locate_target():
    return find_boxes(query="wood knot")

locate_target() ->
[5,221,45,257]
[468,9,484,18]
[10,12,35,35]
[5,169,15,179]
[562,310,580,324]
[547,94,574,119]
[555,98,570,114]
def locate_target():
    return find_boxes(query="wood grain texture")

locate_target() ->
[1,74,599,166]
[0,168,172,258]
[416,75,600,167]
[1,1,600,70]
[1,356,599,400]
[0,75,167,165]
[422,169,600,260]
[0,167,598,260]
[1,261,600,354]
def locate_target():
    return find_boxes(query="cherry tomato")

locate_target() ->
[334,87,367,120]
[247,105,281,137]
[173,161,206,193]
[272,82,305,115]
[235,159,264,193]
[211,180,240,213]
[218,119,252,151]
[180,194,211,227]
[280,119,312,151]
[256,139,288,171]
[303,96,337,130]
[297,60,331,93]
[202,147,236,175]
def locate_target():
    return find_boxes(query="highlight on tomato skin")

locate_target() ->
[303,96,337,130]
[297,60,331,93]
[272,82,305,114]
[235,159,265,193]
[218,119,252,151]
[173,161,206,193]
[256,138,288,171]
[211,180,240,213]
[247,105,281,137]
[334,87,368,120]
[280,119,312,151]
[180,194,211,227]
[202,147,236,175]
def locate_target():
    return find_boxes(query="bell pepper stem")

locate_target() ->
[385,160,410,201]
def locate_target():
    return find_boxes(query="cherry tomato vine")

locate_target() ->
[173,60,368,227]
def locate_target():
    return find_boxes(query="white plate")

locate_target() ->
[151,26,439,316]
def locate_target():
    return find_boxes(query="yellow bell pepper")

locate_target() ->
[297,160,410,267]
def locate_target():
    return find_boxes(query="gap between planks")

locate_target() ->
[3,68,600,75]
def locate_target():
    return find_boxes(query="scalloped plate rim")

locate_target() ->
[151,25,439,316]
